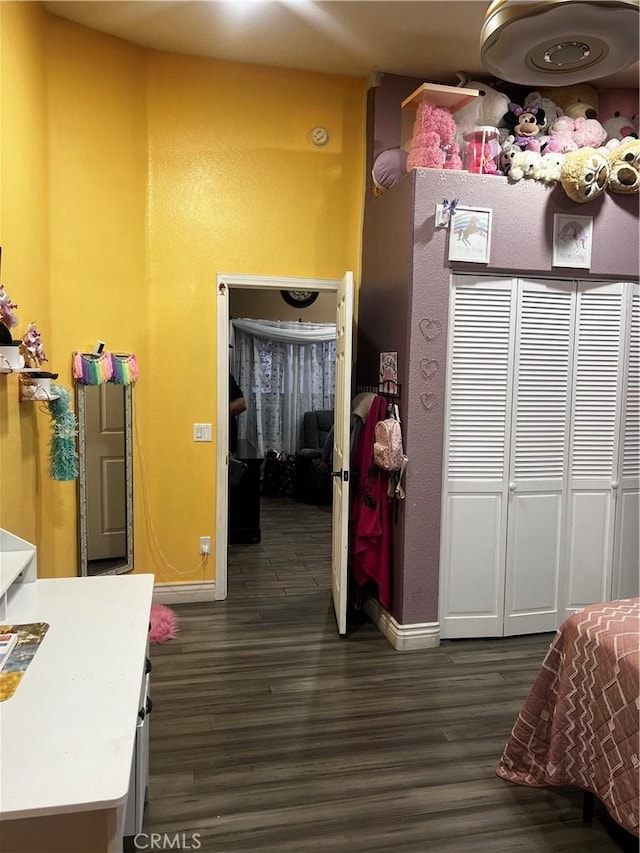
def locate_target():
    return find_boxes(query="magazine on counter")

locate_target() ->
[0,632,19,672]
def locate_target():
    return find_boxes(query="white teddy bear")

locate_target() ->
[453,72,511,149]
[535,151,566,183]
[509,149,541,181]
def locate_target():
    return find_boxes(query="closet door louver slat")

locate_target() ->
[562,281,626,618]
[503,280,574,636]
[440,278,515,639]
[612,283,639,599]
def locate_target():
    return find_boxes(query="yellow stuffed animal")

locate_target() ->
[541,84,599,120]
[607,138,640,194]
[559,147,610,203]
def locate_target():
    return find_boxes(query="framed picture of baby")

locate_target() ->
[552,213,593,269]
[448,206,492,264]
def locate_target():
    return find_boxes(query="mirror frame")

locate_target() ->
[76,383,134,576]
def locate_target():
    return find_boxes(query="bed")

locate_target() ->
[496,598,640,837]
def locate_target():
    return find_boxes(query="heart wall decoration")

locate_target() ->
[418,318,442,342]
[420,358,439,380]
[420,392,437,411]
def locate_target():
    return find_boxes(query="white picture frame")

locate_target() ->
[552,213,593,269]
[448,206,492,263]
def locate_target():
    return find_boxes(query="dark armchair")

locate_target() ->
[294,409,333,505]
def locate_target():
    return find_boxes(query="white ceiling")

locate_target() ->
[42,0,638,88]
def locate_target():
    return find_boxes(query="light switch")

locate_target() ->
[193,423,212,442]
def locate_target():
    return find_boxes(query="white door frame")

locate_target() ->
[215,273,343,600]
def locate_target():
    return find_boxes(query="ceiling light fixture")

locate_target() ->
[480,0,640,86]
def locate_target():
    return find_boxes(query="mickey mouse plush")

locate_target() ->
[502,102,546,150]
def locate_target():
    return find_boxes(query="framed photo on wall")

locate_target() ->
[552,214,593,268]
[448,206,492,264]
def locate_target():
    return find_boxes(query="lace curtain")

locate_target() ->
[231,319,336,456]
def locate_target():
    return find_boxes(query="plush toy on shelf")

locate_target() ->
[501,102,547,151]
[508,148,541,182]
[407,102,462,171]
[452,73,511,148]
[523,91,563,129]
[545,116,580,154]
[559,147,610,203]
[371,148,409,196]
[540,83,599,120]
[572,116,608,149]
[597,88,639,142]
[607,138,640,195]
[535,151,566,183]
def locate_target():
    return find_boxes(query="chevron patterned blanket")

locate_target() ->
[496,598,640,837]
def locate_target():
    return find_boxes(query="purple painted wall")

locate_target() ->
[360,167,640,626]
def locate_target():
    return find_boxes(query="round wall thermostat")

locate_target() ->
[310,126,329,147]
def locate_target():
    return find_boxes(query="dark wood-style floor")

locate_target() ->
[143,497,635,852]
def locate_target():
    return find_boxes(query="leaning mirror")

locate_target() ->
[76,382,133,576]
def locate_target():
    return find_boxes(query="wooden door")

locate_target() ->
[503,279,574,635]
[612,283,639,600]
[86,383,127,560]
[561,281,627,619]
[440,276,516,639]
[331,271,354,635]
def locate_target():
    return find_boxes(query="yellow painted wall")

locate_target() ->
[0,1,51,556]
[0,4,366,584]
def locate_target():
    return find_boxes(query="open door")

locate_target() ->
[331,271,354,634]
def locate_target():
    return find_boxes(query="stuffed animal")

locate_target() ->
[607,138,640,195]
[502,102,546,150]
[534,151,565,183]
[540,83,599,120]
[559,147,610,203]
[453,73,511,148]
[524,91,563,129]
[407,102,462,170]
[371,148,409,196]
[545,116,580,154]
[597,88,639,141]
[508,149,541,182]
[572,116,607,149]
[499,136,519,176]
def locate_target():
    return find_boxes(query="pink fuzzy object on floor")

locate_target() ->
[149,603,179,644]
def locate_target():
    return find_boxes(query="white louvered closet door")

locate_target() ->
[503,279,575,635]
[440,277,516,639]
[612,283,639,600]
[560,281,627,620]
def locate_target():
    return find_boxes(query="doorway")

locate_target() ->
[214,273,354,632]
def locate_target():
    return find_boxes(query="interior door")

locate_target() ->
[503,278,574,636]
[331,270,354,635]
[562,281,626,619]
[440,276,516,639]
[85,383,127,560]
[612,283,639,599]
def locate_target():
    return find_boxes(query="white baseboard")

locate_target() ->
[364,597,440,650]
[153,581,216,605]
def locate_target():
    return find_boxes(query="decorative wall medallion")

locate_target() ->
[420,392,437,411]
[418,318,442,341]
[420,358,439,380]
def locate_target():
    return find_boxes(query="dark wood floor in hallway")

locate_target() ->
[142,497,635,853]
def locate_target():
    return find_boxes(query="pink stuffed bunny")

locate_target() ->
[407,102,463,170]
[572,116,607,149]
[545,116,579,154]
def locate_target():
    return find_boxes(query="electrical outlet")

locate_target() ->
[199,536,211,556]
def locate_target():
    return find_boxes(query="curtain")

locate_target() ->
[231,319,336,456]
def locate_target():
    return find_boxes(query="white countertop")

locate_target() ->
[0,574,154,820]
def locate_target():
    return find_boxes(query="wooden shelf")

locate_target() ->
[401,82,479,114]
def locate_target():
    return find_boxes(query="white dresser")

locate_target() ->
[0,529,154,853]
